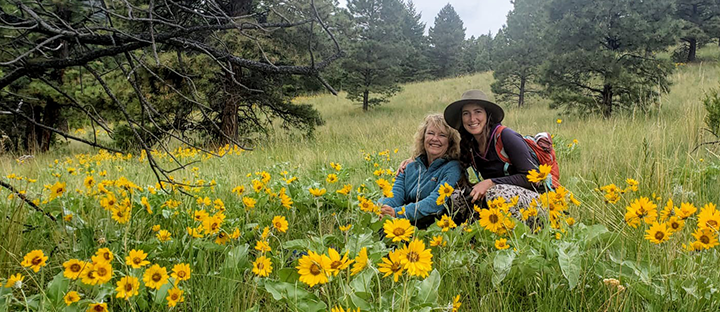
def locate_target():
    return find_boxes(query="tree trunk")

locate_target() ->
[363,90,369,111]
[602,84,613,118]
[687,38,697,62]
[220,100,239,145]
[38,100,62,152]
[518,76,526,108]
[219,68,240,145]
[24,106,40,153]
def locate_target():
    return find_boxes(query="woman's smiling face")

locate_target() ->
[424,124,449,161]
[461,103,487,136]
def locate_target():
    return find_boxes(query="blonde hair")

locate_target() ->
[411,114,461,160]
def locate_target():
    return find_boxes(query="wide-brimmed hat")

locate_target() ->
[444,90,504,130]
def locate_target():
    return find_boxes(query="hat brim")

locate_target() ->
[444,99,504,130]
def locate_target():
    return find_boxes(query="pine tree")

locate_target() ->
[474,32,497,72]
[344,0,407,111]
[428,4,466,78]
[675,0,720,62]
[542,0,678,118]
[491,0,548,107]
[398,1,433,82]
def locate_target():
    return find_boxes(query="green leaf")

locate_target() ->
[245,306,260,312]
[492,250,516,287]
[576,224,608,247]
[154,282,173,305]
[262,280,327,312]
[277,268,300,283]
[557,242,581,290]
[349,292,372,311]
[345,229,375,256]
[221,244,250,274]
[414,269,441,304]
[45,272,69,307]
[350,268,374,294]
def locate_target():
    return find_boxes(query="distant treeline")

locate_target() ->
[326,0,720,115]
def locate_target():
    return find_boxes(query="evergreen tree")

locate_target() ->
[542,0,678,118]
[460,36,479,75]
[474,32,497,72]
[428,4,466,78]
[398,1,433,82]
[491,0,548,107]
[675,0,720,62]
[344,0,407,111]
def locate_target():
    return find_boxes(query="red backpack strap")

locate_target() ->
[493,125,510,163]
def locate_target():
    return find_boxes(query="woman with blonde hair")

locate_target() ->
[379,114,463,229]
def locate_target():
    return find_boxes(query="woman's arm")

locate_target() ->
[396,161,463,220]
[490,129,539,189]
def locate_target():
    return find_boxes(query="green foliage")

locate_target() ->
[703,88,720,137]
[344,0,407,110]
[676,0,720,62]
[428,4,466,78]
[397,1,434,82]
[473,32,497,72]
[542,0,678,117]
[491,0,548,107]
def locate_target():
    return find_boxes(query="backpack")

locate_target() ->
[493,125,561,190]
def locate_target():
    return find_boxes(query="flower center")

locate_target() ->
[310,263,321,275]
[70,263,81,272]
[671,222,680,230]
[654,232,664,240]
[407,251,419,263]
[708,220,718,228]
[700,235,710,244]
[331,261,342,269]
[391,262,402,272]
[257,263,264,270]
[31,257,42,265]
[133,257,142,264]
[177,271,186,278]
[93,305,104,312]
[152,273,162,282]
[275,222,282,228]
[103,253,111,261]
[124,283,133,291]
[393,228,405,236]
[489,214,499,224]
[636,208,647,218]
[97,267,107,276]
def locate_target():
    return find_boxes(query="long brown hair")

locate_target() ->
[458,113,498,169]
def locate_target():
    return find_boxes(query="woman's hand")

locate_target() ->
[396,158,414,175]
[380,205,396,217]
[470,179,495,203]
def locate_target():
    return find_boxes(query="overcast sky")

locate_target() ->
[338,0,514,38]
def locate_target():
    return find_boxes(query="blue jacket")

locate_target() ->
[379,155,463,221]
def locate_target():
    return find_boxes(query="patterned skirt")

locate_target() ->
[449,183,542,226]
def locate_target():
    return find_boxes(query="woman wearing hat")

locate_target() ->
[444,90,543,208]
[399,90,543,219]
[378,114,464,229]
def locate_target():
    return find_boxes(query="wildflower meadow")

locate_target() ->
[2,49,720,312]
